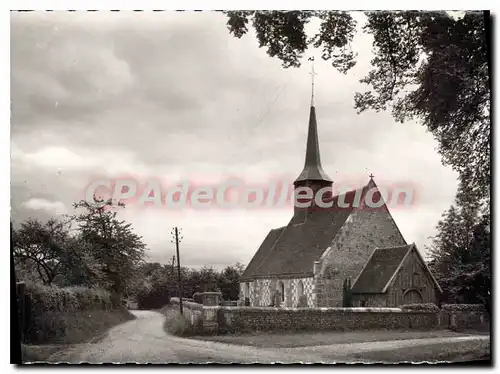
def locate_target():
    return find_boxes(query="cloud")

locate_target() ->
[22,198,68,216]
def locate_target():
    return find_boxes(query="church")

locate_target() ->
[239,84,442,308]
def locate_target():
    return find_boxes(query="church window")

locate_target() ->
[297,280,304,298]
[278,281,285,303]
[245,283,250,298]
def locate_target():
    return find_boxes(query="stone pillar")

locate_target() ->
[201,292,222,334]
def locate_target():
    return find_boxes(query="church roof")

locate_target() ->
[351,243,443,294]
[294,106,332,184]
[350,244,413,294]
[241,185,369,281]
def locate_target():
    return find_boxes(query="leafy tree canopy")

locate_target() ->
[72,196,147,295]
[427,180,490,310]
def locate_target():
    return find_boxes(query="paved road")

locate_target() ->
[48,310,490,364]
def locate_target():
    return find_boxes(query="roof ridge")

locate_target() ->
[374,244,412,251]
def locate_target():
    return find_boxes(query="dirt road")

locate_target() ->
[46,310,490,364]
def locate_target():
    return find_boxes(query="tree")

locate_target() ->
[217,265,242,301]
[233,262,246,276]
[12,218,71,285]
[72,196,147,295]
[427,180,490,310]
[225,11,490,198]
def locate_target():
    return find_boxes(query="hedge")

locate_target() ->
[25,282,115,316]
[400,303,440,312]
[21,283,127,344]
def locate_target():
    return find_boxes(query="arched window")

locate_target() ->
[245,283,250,298]
[297,280,304,298]
[277,281,285,303]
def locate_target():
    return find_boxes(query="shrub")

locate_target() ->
[400,303,440,312]
[441,304,486,312]
[25,283,114,315]
[24,309,134,345]
[21,283,123,344]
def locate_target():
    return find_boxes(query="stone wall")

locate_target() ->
[217,307,439,333]
[171,293,222,334]
[171,296,488,336]
[316,203,407,307]
[170,298,203,327]
[440,304,490,331]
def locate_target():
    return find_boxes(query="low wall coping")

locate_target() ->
[170,297,203,310]
[217,306,431,313]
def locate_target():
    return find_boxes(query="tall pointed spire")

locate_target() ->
[294,58,332,185]
[309,56,317,106]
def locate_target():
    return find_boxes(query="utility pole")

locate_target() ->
[171,227,183,314]
[171,255,176,274]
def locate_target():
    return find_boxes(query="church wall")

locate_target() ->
[315,204,407,307]
[240,277,315,307]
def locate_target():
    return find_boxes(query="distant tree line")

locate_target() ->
[131,262,245,310]
[12,195,245,309]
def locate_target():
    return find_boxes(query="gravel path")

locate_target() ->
[46,310,490,364]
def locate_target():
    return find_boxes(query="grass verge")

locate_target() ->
[193,329,487,348]
[160,305,200,337]
[21,308,135,363]
[338,339,491,363]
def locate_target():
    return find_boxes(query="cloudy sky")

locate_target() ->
[10,11,459,268]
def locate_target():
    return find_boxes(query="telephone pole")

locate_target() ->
[171,227,183,314]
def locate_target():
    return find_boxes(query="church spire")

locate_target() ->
[309,56,317,106]
[294,58,332,185]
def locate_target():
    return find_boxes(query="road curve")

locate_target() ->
[47,310,490,364]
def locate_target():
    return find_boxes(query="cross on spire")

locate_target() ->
[308,56,317,106]
[294,57,332,186]
[369,173,375,179]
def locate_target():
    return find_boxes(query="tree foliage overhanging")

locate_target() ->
[225,11,491,199]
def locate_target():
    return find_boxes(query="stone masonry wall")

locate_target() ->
[217,307,439,334]
[171,298,488,335]
[315,204,407,307]
[240,277,314,307]
[170,298,203,327]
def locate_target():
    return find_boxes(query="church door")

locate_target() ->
[403,289,423,304]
